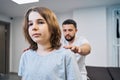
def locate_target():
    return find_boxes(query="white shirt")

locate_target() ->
[18,47,82,80]
[62,36,89,80]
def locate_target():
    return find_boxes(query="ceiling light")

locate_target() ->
[11,0,39,4]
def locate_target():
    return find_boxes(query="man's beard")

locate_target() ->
[65,35,75,42]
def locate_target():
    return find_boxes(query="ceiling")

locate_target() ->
[0,0,120,17]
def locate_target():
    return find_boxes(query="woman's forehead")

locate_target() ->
[28,11,44,21]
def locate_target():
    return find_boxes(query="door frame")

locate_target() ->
[0,20,10,74]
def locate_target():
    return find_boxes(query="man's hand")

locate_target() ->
[63,45,82,53]
[63,43,91,56]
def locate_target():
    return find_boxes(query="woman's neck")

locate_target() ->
[36,43,53,55]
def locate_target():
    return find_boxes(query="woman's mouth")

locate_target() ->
[32,33,41,37]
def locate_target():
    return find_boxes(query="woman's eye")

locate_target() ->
[38,21,44,24]
[28,23,33,26]
[63,29,66,32]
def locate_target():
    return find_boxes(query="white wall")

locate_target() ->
[11,17,29,72]
[57,11,73,27]
[73,7,107,66]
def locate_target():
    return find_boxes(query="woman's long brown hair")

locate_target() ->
[23,7,61,50]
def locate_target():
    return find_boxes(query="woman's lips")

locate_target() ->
[32,33,41,37]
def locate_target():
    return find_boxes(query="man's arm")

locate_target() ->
[78,43,91,55]
[64,43,91,56]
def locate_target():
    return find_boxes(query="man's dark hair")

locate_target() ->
[62,19,77,28]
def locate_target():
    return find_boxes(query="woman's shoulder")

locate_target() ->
[56,47,74,57]
[55,47,77,63]
[21,49,34,57]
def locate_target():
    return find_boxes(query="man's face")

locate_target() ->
[62,24,77,42]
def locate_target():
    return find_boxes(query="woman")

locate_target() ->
[18,7,82,80]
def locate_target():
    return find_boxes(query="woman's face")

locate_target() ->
[28,11,51,45]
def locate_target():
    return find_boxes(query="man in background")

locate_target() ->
[62,19,91,80]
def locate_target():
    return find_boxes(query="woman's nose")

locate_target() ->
[32,23,39,30]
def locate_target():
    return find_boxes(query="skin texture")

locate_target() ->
[28,11,53,55]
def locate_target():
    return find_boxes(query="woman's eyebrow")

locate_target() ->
[28,18,45,22]
[37,19,45,21]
